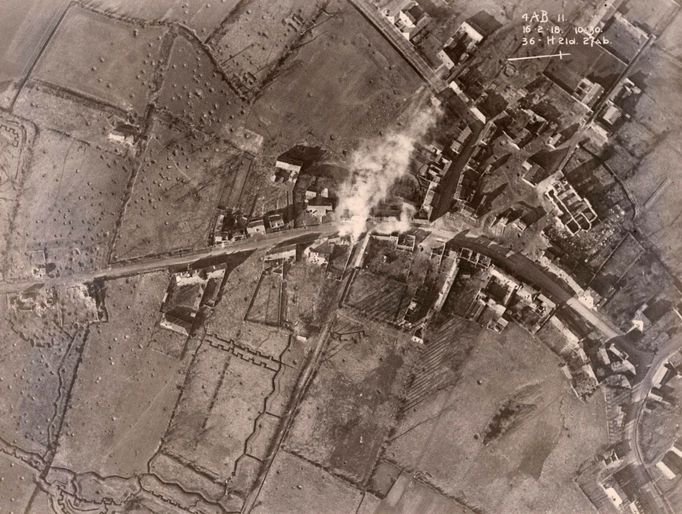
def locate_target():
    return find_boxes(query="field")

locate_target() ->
[246,261,286,327]
[156,34,246,136]
[205,249,289,354]
[245,0,423,159]
[13,83,132,152]
[157,331,307,509]
[0,0,69,109]
[617,0,679,36]
[112,118,241,260]
[344,270,411,326]
[401,317,482,414]
[0,293,85,457]
[211,0,324,91]
[253,450,363,514]
[656,6,682,59]
[159,338,275,503]
[620,23,682,279]
[285,314,415,485]
[545,43,626,94]
[51,272,186,477]
[6,128,135,280]
[385,323,608,513]
[0,113,34,279]
[602,13,648,63]
[32,5,167,116]
[595,233,643,285]
[83,0,241,40]
[0,453,39,513]
[285,259,334,327]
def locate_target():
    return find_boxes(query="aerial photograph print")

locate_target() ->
[0,0,681,512]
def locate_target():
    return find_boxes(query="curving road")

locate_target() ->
[448,233,623,339]
[627,340,682,514]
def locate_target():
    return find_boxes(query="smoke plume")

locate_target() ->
[336,104,440,241]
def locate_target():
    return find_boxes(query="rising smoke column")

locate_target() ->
[336,104,441,241]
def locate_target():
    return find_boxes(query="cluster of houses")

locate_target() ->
[159,265,226,336]
[212,153,338,246]
[464,264,556,334]
[542,176,599,235]
[413,144,452,219]
[593,77,642,138]
[303,185,334,221]
[591,355,682,512]
[302,235,352,280]
[211,209,289,245]
[381,0,431,41]
[270,155,303,184]
[381,1,501,71]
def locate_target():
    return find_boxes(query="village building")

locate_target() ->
[246,218,266,236]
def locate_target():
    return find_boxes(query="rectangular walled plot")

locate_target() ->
[162,341,275,480]
[112,118,240,260]
[32,5,167,116]
[6,129,135,280]
[13,84,132,152]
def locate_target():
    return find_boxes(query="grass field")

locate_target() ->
[0,453,38,513]
[7,129,135,279]
[0,0,69,109]
[246,263,285,327]
[0,295,84,457]
[0,113,34,278]
[245,0,423,158]
[254,450,363,514]
[13,83,132,152]
[212,0,323,89]
[112,118,241,260]
[163,340,275,476]
[386,323,608,513]
[625,39,682,279]
[157,34,246,135]
[51,272,186,477]
[656,6,682,59]
[83,0,241,40]
[285,314,414,485]
[618,0,679,36]
[284,260,330,327]
[32,5,167,116]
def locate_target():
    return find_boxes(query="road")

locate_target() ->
[430,120,487,221]
[448,233,623,339]
[625,340,682,514]
[0,224,338,294]
[347,0,445,92]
